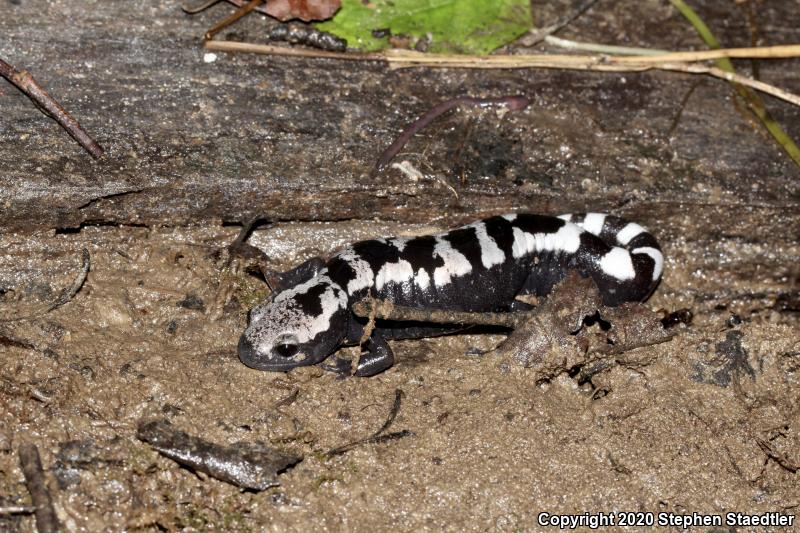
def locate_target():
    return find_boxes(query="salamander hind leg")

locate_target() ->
[355,332,395,377]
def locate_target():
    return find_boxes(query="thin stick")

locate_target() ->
[0,58,103,158]
[205,40,800,64]
[662,63,800,107]
[388,60,800,107]
[544,35,669,56]
[203,41,800,108]
[600,44,800,63]
[326,389,410,457]
[204,0,264,41]
[381,50,800,68]
[182,0,224,14]
[47,248,90,312]
[755,437,800,472]
[0,248,91,322]
[18,444,60,533]
[374,389,404,436]
[520,0,602,46]
[382,44,800,65]
[205,40,380,59]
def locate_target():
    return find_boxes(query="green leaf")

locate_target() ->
[316,0,533,55]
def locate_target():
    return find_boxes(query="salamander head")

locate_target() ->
[238,275,349,372]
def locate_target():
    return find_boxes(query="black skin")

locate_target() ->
[249,269,507,377]
[355,335,395,377]
[239,259,444,377]
[268,257,325,294]
[236,214,661,377]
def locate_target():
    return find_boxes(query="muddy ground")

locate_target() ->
[1,1,799,532]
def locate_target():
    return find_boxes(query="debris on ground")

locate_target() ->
[136,419,302,491]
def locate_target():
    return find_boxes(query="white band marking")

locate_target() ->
[616,223,646,245]
[581,213,607,236]
[632,247,664,281]
[599,247,636,280]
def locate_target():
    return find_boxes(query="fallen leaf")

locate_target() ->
[316,0,533,54]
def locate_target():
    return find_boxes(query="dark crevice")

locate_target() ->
[582,311,611,331]
[78,189,146,210]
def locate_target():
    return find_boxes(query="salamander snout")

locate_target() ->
[237,331,305,372]
[237,334,258,367]
[238,275,349,372]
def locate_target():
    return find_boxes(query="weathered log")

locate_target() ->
[0,1,798,235]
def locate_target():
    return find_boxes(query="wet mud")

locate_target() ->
[2,0,799,531]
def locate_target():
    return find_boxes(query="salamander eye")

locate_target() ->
[274,343,299,358]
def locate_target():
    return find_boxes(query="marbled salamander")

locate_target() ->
[238,213,663,376]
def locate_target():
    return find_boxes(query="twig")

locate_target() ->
[594,44,800,63]
[326,389,410,457]
[205,40,378,59]
[352,297,533,329]
[206,40,800,63]
[756,437,800,473]
[47,248,90,312]
[374,388,404,436]
[520,0,602,46]
[182,0,278,17]
[378,50,800,71]
[203,41,800,108]
[18,444,60,533]
[204,0,264,41]
[667,80,703,136]
[136,419,301,490]
[0,248,91,322]
[226,215,271,266]
[544,35,668,56]
[373,95,530,174]
[272,386,299,409]
[660,63,800,108]
[0,57,103,158]
[384,44,800,65]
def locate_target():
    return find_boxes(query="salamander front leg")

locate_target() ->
[355,333,395,377]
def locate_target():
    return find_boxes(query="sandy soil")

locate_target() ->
[1,0,799,531]
[1,214,798,531]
